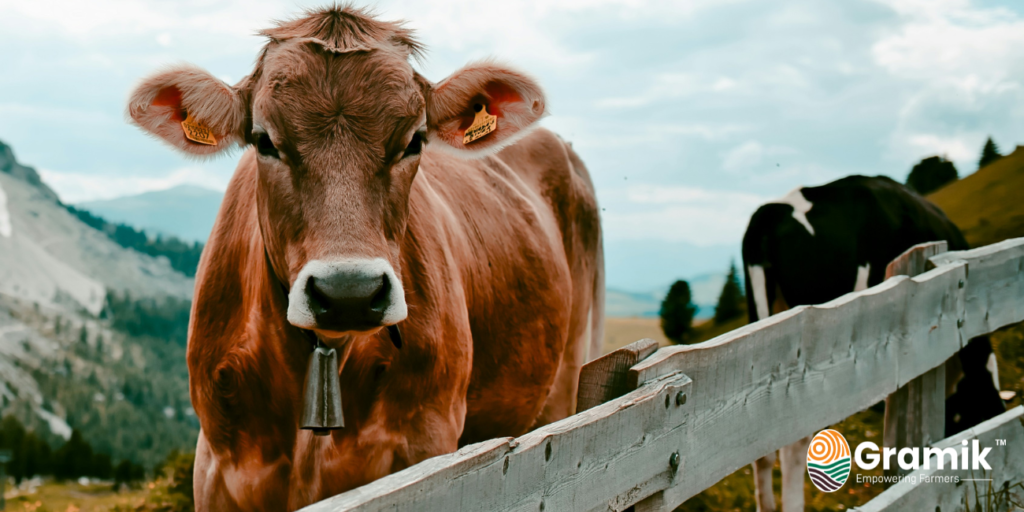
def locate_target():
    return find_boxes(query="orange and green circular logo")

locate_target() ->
[806,429,851,492]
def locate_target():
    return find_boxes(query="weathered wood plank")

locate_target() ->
[886,241,947,278]
[577,338,659,413]
[626,261,966,510]
[854,406,1024,512]
[883,242,949,479]
[301,372,693,512]
[930,237,1024,340]
[300,238,1024,512]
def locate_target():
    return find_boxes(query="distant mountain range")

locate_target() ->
[606,271,730,319]
[78,185,224,243]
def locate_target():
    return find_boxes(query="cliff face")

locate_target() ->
[0,140,59,203]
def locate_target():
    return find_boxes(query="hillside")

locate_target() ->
[0,172,193,312]
[0,140,199,470]
[79,185,224,243]
[0,139,59,203]
[928,145,1024,248]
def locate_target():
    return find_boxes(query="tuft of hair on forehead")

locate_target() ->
[259,4,424,60]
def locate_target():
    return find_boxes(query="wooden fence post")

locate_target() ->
[576,338,659,413]
[882,241,948,480]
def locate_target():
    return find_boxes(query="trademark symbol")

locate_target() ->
[996,439,1007,446]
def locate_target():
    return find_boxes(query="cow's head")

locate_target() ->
[127,7,545,341]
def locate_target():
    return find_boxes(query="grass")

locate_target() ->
[602,314,747,356]
[2,480,150,512]
[965,477,1024,512]
[928,145,1024,249]
[3,452,194,512]
[602,316,673,354]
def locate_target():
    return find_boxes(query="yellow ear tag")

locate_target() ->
[462,104,497,145]
[181,111,218,146]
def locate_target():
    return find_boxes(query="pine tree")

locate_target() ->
[979,137,1001,169]
[660,280,697,344]
[714,261,745,324]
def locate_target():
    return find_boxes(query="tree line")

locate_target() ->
[103,291,192,347]
[0,415,144,486]
[4,288,198,484]
[64,205,204,277]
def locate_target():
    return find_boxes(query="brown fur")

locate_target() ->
[127,5,602,511]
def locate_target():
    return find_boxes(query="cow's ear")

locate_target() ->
[425,62,546,157]
[127,65,246,157]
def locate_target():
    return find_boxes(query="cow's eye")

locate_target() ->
[402,129,425,158]
[254,129,279,159]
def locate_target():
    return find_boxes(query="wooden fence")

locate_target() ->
[302,237,1024,512]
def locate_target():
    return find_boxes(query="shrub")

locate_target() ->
[114,459,147,489]
[906,156,958,195]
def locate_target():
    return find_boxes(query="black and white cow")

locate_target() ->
[741,175,1005,512]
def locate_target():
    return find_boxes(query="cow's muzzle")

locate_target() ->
[287,258,407,334]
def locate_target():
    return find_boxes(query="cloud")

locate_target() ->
[2,0,1023,234]
[0,0,280,40]
[596,72,739,109]
[903,134,974,161]
[870,0,1024,172]
[40,165,231,203]
[872,5,1024,81]
[602,184,767,246]
[721,141,798,172]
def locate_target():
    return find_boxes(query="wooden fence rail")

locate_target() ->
[302,237,1024,512]
[853,406,1024,512]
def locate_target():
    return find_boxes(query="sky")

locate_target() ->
[1,0,1022,291]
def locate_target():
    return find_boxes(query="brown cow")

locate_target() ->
[126,6,603,511]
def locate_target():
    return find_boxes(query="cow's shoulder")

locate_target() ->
[187,149,267,422]
[494,127,596,209]
[192,150,261,316]
[495,128,572,179]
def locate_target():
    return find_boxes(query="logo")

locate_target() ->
[806,429,851,492]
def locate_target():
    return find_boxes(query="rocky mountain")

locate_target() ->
[0,162,192,314]
[0,140,59,204]
[0,140,197,469]
[78,185,224,243]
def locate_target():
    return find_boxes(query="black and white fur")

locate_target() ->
[741,175,1005,512]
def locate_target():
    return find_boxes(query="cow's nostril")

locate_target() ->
[370,275,390,312]
[307,277,332,315]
